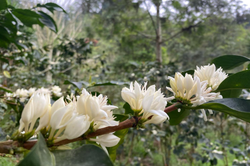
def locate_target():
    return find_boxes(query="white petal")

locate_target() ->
[142,95,154,112]
[63,115,90,139]
[51,97,65,115]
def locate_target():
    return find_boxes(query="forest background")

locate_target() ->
[1,0,250,165]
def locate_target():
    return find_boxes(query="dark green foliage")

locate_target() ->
[53,145,113,166]
[0,1,62,48]
[212,55,250,70]
[190,98,250,123]
[17,133,55,166]
[168,109,191,125]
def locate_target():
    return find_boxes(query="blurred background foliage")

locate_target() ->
[1,0,250,165]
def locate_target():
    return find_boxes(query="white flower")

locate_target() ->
[167,73,222,105]
[90,133,120,154]
[28,88,36,97]
[18,89,51,133]
[4,92,15,100]
[18,98,34,132]
[49,101,77,139]
[50,97,65,116]
[166,73,200,104]
[15,88,29,102]
[121,81,146,112]
[54,115,90,143]
[141,85,169,124]
[166,73,222,121]
[77,94,108,121]
[194,64,228,91]
[77,89,118,130]
[212,150,223,154]
[51,86,62,97]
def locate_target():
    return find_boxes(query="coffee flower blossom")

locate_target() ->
[141,85,169,124]
[18,89,50,133]
[122,82,169,125]
[77,89,118,130]
[28,88,36,97]
[17,88,120,154]
[194,64,228,91]
[166,72,222,121]
[166,72,222,106]
[51,86,62,97]
[121,81,146,112]
[15,89,29,102]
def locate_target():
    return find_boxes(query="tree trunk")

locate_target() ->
[156,2,162,65]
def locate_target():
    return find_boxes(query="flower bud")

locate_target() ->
[91,133,120,154]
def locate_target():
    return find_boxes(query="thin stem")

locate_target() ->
[49,128,55,140]
[54,128,65,138]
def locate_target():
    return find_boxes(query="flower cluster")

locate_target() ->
[121,81,169,125]
[18,88,120,154]
[14,63,228,154]
[194,64,228,91]
[5,85,63,102]
[166,64,227,120]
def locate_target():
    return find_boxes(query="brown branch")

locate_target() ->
[0,103,180,154]
[160,21,202,44]
[143,0,157,34]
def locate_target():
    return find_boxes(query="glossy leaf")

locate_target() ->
[220,89,242,98]
[190,98,250,122]
[53,144,113,166]
[168,109,190,125]
[0,0,7,10]
[90,81,129,87]
[113,114,129,122]
[17,133,55,166]
[36,3,66,13]
[37,11,58,33]
[216,70,250,92]
[211,55,250,70]
[64,80,89,90]
[11,9,42,27]
[123,103,134,115]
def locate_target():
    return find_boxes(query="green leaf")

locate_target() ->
[211,55,250,70]
[172,1,182,9]
[216,70,250,93]
[0,0,7,10]
[11,9,42,27]
[64,80,89,90]
[90,81,129,87]
[123,103,134,115]
[3,70,11,78]
[220,89,242,98]
[113,114,129,122]
[0,85,12,93]
[181,69,194,75]
[17,133,55,166]
[190,98,250,122]
[168,109,190,125]
[37,11,58,33]
[36,3,66,13]
[108,129,128,162]
[53,144,113,166]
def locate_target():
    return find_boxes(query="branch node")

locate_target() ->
[132,116,139,128]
